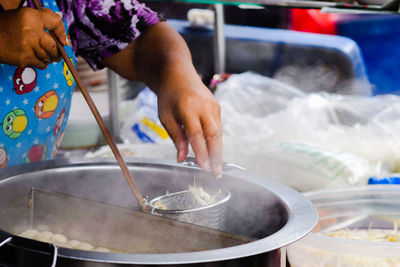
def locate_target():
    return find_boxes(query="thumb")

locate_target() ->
[40,8,67,46]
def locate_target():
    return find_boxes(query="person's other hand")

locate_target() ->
[157,80,222,177]
[0,7,68,69]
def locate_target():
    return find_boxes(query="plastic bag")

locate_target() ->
[259,141,374,191]
[216,72,400,191]
[214,71,305,118]
[120,88,173,145]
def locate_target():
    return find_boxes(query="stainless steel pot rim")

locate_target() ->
[0,158,319,265]
[148,188,231,214]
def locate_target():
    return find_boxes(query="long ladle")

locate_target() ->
[32,0,147,212]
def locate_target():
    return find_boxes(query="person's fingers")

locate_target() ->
[33,61,48,70]
[33,44,52,64]
[201,114,223,177]
[215,101,221,124]
[159,113,188,163]
[20,47,47,69]
[181,115,210,171]
[40,8,67,46]
[176,139,189,163]
[28,55,48,70]
[40,33,61,62]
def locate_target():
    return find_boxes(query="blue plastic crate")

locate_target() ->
[336,15,400,95]
[169,19,370,95]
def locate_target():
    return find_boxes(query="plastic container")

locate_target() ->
[60,91,108,149]
[287,185,400,267]
[336,15,400,95]
[368,176,400,185]
[76,56,108,92]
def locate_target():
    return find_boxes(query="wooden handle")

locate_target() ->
[32,0,147,212]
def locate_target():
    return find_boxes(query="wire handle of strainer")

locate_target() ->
[0,236,58,267]
[182,157,246,171]
[0,236,11,248]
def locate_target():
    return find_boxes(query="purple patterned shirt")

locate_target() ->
[55,0,160,70]
[2,0,159,70]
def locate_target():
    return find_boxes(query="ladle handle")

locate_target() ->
[32,0,147,212]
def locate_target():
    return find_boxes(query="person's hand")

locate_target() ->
[0,7,68,69]
[100,22,223,176]
[157,80,223,177]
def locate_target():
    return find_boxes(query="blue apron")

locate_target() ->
[0,0,76,167]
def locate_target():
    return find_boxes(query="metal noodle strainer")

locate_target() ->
[149,188,231,230]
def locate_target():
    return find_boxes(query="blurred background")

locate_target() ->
[64,1,400,192]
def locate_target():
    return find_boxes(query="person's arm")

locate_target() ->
[101,22,222,177]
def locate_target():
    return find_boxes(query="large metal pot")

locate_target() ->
[0,158,317,266]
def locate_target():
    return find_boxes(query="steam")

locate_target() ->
[273,62,371,95]
[0,161,281,255]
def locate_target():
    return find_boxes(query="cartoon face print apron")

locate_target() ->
[0,0,76,167]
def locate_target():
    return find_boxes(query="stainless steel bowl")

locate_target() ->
[0,158,318,266]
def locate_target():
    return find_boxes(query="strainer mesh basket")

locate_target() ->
[149,189,231,231]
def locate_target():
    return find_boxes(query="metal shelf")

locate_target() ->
[148,0,399,12]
